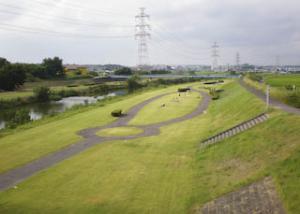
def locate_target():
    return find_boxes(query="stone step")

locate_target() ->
[201,114,269,147]
[256,117,264,123]
[249,120,256,126]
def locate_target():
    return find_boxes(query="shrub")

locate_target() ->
[33,86,51,102]
[127,75,143,93]
[248,73,263,82]
[178,88,191,92]
[209,88,220,100]
[6,109,31,128]
[285,85,296,91]
[67,84,79,88]
[286,91,300,108]
[111,109,122,117]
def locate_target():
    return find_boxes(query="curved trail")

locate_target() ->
[239,79,300,115]
[0,89,210,191]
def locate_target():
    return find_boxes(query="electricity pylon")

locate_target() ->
[211,42,219,71]
[135,7,151,70]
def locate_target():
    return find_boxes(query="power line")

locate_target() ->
[149,38,211,61]
[28,0,134,17]
[0,22,132,39]
[0,3,133,29]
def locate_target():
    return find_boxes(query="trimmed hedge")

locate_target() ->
[111,109,122,117]
[178,87,191,93]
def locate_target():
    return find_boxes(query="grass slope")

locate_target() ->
[0,81,299,213]
[264,74,300,87]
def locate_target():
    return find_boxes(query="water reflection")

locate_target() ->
[0,90,126,130]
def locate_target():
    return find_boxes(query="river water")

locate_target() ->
[0,90,126,130]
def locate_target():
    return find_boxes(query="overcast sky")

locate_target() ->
[0,0,299,66]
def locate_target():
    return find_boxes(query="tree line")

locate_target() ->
[0,57,64,91]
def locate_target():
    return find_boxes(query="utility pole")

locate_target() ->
[211,42,219,72]
[275,55,280,72]
[266,85,270,111]
[135,7,151,70]
[236,52,240,72]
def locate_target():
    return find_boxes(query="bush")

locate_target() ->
[248,73,263,82]
[286,91,300,108]
[285,85,296,91]
[6,109,31,128]
[56,89,79,97]
[111,109,122,117]
[178,88,191,92]
[67,84,79,88]
[115,67,133,75]
[209,88,220,100]
[127,75,143,93]
[33,86,51,102]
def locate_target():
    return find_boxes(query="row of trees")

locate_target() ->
[114,67,172,76]
[0,57,64,91]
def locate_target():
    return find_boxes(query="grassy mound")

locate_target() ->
[129,91,201,125]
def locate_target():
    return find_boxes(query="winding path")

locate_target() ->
[239,79,300,115]
[0,89,210,191]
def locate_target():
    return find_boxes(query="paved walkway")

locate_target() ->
[239,79,300,115]
[0,89,210,191]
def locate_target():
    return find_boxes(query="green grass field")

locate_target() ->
[0,78,112,101]
[0,80,299,213]
[0,91,34,100]
[0,84,192,173]
[264,74,300,87]
[244,74,300,108]
[129,91,201,125]
[97,127,143,137]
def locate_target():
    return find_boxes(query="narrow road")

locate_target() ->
[0,89,210,191]
[239,79,300,115]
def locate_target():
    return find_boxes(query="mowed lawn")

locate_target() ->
[97,127,143,137]
[0,81,299,213]
[264,74,300,87]
[0,91,34,101]
[129,91,201,125]
[0,84,193,173]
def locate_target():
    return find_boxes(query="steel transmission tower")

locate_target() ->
[135,7,151,69]
[236,52,240,71]
[211,42,219,71]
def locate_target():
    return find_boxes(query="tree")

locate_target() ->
[33,86,51,102]
[0,64,26,91]
[127,75,142,93]
[42,57,64,78]
[0,57,10,68]
[114,67,133,75]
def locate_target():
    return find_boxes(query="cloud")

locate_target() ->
[0,0,299,65]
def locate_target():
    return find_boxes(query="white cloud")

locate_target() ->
[0,0,299,65]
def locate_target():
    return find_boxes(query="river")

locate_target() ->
[0,90,127,130]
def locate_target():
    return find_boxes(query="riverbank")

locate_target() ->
[243,74,300,108]
[0,83,125,109]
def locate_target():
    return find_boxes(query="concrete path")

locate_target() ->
[0,89,210,191]
[239,79,300,115]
